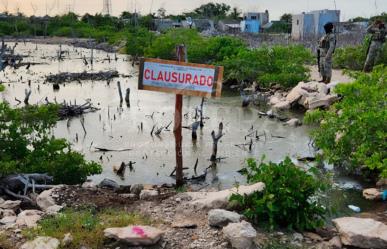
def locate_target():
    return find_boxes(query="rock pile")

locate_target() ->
[269,81,341,111]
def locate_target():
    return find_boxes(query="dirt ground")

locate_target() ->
[308,65,353,83]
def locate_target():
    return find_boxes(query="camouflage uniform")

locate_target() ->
[318,33,336,80]
[363,25,386,72]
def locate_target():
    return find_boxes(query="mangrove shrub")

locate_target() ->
[230,157,327,231]
[305,66,387,179]
[0,103,102,184]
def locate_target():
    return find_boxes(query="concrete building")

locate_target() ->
[240,11,269,33]
[218,20,241,33]
[292,9,340,40]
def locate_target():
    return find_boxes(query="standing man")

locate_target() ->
[318,22,336,83]
[363,20,386,72]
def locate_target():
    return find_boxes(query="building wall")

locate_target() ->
[241,20,260,33]
[292,10,340,40]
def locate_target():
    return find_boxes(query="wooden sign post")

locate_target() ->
[138,46,223,187]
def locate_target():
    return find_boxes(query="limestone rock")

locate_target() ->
[62,233,73,246]
[130,184,144,196]
[0,198,4,204]
[329,236,342,249]
[269,96,282,105]
[0,215,16,225]
[0,209,16,218]
[20,236,60,249]
[376,179,387,187]
[303,232,322,242]
[363,188,381,200]
[82,180,97,190]
[98,178,119,190]
[16,210,44,228]
[171,221,197,229]
[104,225,164,246]
[37,188,57,211]
[222,221,257,249]
[285,118,301,127]
[273,100,291,110]
[45,205,63,215]
[307,95,339,110]
[208,209,242,228]
[333,217,387,249]
[0,200,21,211]
[139,190,158,200]
[186,182,265,210]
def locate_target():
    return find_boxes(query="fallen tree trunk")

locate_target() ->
[57,101,100,120]
[46,70,119,83]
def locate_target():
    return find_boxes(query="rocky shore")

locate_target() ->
[1,179,386,249]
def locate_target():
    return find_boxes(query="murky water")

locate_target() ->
[1,42,385,215]
[0,42,316,188]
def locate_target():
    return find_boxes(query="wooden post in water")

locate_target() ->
[174,45,186,187]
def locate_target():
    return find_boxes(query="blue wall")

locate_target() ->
[241,20,260,33]
[303,14,315,38]
[317,12,340,35]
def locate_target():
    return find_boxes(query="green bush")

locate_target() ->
[305,66,387,179]
[230,157,327,231]
[222,45,312,88]
[333,37,387,71]
[0,103,102,184]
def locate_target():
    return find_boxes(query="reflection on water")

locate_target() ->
[0,42,315,188]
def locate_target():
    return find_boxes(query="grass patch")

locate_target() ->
[0,233,14,249]
[22,208,152,249]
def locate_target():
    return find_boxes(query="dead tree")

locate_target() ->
[200,97,205,128]
[125,88,130,107]
[24,89,32,105]
[192,121,200,140]
[117,81,123,103]
[210,122,224,162]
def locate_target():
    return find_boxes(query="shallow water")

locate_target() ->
[0,42,317,188]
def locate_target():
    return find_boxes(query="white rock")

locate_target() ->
[130,184,144,196]
[363,188,381,200]
[376,179,387,187]
[307,95,339,110]
[0,215,17,225]
[285,118,301,127]
[104,225,164,246]
[81,181,97,189]
[37,187,61,211]
[269,96,281,105]
[293,232,303,242]
[186,182,265,210]
[139,190,158,200]
[273,100,291,110]
[45,205,63,215]
[0,198,4,204]
[222,221,257,249]
[62,233,73,246]
[208,209,242,228]
[20,236,60,249]
[333,217,387,249]
[0,200,21,211]
[0,209,16,218]
[329,236,343,249]
[16,210,44,228]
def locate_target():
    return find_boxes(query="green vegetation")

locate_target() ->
[305,66,387,180]
[0,84,4,92]
[230,157,327,231]
[0,102,102,184]
[139,29,312,88]
[333,36,387,70]
[23,208,151,249]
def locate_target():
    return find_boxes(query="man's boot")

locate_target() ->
[325,77,331,84]
[319,76,326,83]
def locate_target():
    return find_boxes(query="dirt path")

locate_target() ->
[308,65,353,83]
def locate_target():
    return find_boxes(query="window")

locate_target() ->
[297,20,299,25]
[251,16,257,20]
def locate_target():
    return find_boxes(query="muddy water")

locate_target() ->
[0,42,317,188]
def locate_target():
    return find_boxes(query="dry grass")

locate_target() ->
[22,207,152,249]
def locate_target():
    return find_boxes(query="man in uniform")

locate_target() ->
[318,22,336,83]
[363,20,386,72]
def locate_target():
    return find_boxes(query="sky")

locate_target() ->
[2,0,387,21]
